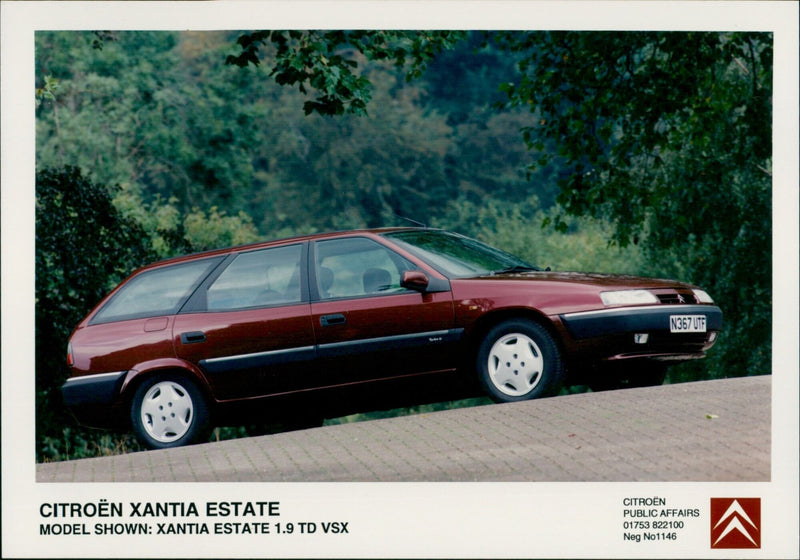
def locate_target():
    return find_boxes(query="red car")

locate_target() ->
[62,228,722,448]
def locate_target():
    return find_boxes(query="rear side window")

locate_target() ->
[206,244,303,310]
[90,258,221,324]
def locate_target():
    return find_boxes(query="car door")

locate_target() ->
[309,236,458,387]
[173,242,316,400]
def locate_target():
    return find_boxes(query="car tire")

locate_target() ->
[477,319,564,402]
[131,375,211,449]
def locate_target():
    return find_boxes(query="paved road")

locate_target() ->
[36,376,770,482]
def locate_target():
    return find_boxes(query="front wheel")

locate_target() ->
[131,375,211,449]
[477,319,564,402]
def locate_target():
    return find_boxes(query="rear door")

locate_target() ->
[173,242,316,400]
[309,236,458,387]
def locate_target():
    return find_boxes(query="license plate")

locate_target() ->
[669,315,707,333]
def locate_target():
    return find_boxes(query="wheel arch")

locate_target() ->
[463,307,567,367]
[119,359,215,412]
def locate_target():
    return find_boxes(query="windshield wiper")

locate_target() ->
[491,265,541,275]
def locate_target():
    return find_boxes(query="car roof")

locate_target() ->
[138,227,431,271]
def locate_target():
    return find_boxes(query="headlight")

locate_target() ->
[600,289,658,306]
[692,289,714,304]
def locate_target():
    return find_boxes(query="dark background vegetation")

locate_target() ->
[35,30,772,461]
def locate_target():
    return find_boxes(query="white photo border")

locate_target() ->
[2,1,798,558]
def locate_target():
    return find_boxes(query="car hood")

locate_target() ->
[448,271,704,317]
[466,270,697,290]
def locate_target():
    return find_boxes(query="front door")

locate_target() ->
[309,236,458,388]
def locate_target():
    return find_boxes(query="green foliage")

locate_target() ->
[39,428,143,463]
[34,75,60,107]
[37,31,532,235]
[114,186,261,256]
[437,196,647,274]
[226,30,468,116]
[183,207,261,250]
[494,32,771,242]
[36,31,264,217]
[35,166,155,461]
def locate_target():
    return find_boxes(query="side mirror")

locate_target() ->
[401,270,429,292]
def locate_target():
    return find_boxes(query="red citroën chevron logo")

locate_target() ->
[710,498,761,549]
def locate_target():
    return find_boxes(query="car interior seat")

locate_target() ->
[363,268,391,293]
[318,266,334,298]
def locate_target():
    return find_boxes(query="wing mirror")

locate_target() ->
[401,270,430,292]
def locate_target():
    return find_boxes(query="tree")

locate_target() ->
[225,30,467,116]
[36,30,546,238]
[494,32,771,241]
[493,31,772,379]
[36,31,269,217]
[35,166,155,459]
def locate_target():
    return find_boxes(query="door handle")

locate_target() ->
[180,331,207,344]
[320,314,346,327]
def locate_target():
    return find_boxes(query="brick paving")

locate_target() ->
[36,376,770,482]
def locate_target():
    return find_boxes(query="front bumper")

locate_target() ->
[559,304,722,360]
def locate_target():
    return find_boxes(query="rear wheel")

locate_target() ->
[477,319,564,402]
[131,375,211,449]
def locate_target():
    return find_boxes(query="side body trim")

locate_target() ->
[317,328,464,359]
[201,346,316,374]
[198,328,465,373]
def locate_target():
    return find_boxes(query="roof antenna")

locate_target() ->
[395,214,427,228]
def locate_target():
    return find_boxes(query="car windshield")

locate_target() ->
[383,230,539,278]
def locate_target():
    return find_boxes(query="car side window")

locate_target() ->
[91,258,222,324]
[206,244,303,310]
[314,237,416,300]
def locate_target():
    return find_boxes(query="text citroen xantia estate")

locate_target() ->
[62,228,722,448]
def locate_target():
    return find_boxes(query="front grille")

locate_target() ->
[655,290,698,305]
